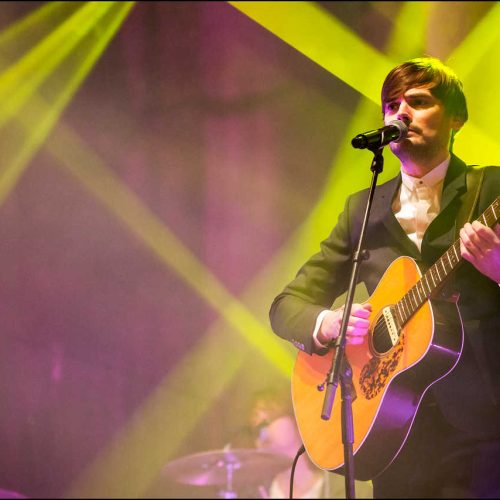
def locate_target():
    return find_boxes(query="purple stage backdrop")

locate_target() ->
[0,2,494,498]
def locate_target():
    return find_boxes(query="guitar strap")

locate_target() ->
[450,165,498,407]
[454,165,485,240]
[440,165,485,299]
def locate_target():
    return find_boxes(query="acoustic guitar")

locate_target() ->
[292,196,499,480]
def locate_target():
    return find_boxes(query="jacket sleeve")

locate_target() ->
[269,195,354,354]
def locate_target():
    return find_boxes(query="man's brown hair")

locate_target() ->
[381,57,468,124]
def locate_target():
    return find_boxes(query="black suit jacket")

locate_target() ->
[270,155,500,435]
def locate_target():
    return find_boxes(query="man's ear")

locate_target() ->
[451,116,465,133]
[449,117,465,152]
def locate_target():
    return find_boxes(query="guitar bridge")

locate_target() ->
[383,306,399,347]
[371,305,401,356]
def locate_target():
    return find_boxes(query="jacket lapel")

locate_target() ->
[422,155,468,261]
[437,154,468,215]
[371,174,422,259]
[372,154,468,262]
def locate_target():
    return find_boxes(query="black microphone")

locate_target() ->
[351,120,408,149]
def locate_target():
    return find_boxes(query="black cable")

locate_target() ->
[289,444,306,499]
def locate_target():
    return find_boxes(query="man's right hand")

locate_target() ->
[317,303,372,346]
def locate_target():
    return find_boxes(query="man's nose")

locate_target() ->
[396,101,411,124]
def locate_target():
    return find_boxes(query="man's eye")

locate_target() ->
[410,98,430,108]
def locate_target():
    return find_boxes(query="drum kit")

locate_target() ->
[163,447,292,498]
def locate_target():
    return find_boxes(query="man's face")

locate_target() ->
[383,86,461,160]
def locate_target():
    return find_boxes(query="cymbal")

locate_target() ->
[163,447,292,487]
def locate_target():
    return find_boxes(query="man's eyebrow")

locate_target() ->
[384,98,400,105]
[405,92,434,99]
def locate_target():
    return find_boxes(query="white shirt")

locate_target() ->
[313,157,451,348]
[392,157,450,251]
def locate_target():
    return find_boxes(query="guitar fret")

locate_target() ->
[402,296,410,319]
[442,252,453,275]
[443,252,453,274]
[414,287,421,307]
[446,249,457,269]
[407,294,414,313]
[400,298,406,320]
[408,294,414,314]
[423,273,431,295]
[439,258,447,280]
[401,302,407,323]
[405,290,411,317]
[482,210,489,225]
[434,261,442,282]
[409,288,417,314]
[492,202,498,219]
[415,282,423,303]
[415,286,423,306]
[413,288,419,309]
[452,242,460,263]
[433,267,439,287]
[396,302,403,325]
[429,268,437,289]
[396,302,402,324]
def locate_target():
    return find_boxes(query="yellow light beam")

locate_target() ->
[60,10,500,491]
[64,8,422,495]
[1,0,289,377]
[383,1,430,61]
[228,1,500,165]
[228,1,394,103]
[44,123,293,497]
[5,3,286,381]
[61,8,468,496]
[0,2,81,61]
[0,2,136,207]
[44,3,500,496]
[32,3,428,497]
[46,122,294,375]
[238,1,430,272]
[446,2,500,79]
[0,1,115,129]
[66,326,249,498]
[0,4,293,494]
[445,2,500,164]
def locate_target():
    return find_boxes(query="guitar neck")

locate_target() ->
[395,196,500,326]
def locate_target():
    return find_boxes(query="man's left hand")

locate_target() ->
[460,221,500,283]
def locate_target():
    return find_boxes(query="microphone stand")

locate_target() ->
[320,145,385,499]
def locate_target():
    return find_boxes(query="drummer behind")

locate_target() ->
[248,387,373,499]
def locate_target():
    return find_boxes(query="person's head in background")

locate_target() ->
[249,386,303,459]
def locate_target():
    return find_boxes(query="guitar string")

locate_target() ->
[393,198,498,327]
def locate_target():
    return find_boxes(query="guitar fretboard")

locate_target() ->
[395,196,499,326]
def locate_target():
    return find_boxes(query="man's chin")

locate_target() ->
[390,137,425,155]
[389,140,411,156]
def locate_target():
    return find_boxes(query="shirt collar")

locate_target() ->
[401,156,451,191]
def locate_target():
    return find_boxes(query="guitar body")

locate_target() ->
[292,256,464,480]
